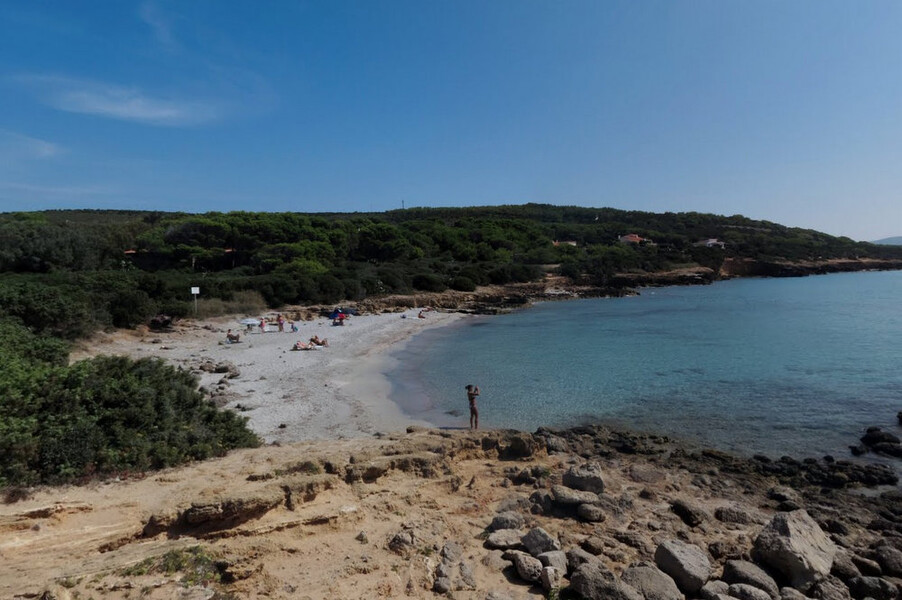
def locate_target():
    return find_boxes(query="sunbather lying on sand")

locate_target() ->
[309,336,329,347]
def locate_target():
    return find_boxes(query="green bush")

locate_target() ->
[0,325,260,487]
[449,276,476,292]
[412,273,446,292]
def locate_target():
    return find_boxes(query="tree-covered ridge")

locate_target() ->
[1,204,899,333]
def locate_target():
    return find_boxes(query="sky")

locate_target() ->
[1,1,901,241]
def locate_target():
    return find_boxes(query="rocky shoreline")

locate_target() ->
[8,424,902,599]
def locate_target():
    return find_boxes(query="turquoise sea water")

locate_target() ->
[388,270,902,459]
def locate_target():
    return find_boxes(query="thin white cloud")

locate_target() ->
[0,181,119,204]
[0,129,61,160]
[139,1,180,52]
[18,75,222,126]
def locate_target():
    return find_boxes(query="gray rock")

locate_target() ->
[768,487,801,503]
[655,539,712,594]
[571,562,644,600]
[551,484,601,506]
[512,552,544,583]
[671,498,708,527]
[521,527,561,556]
[441,541,463,562]
[538,550,568,574]
[459,561,477,590]
[578,503,607,522]
[568,547,606,572]
[716,505,755,525]
[546,435,569,453]
[847,576,898,600]
[730,583,775,600]
[388,530,416,555]
[722,559,780,599]
[582,536,607,555]
[490,511,525,531]
[622,562,682,600]
[433,577,452,594]
[752,510,837,589]
[831,551,863,582]
[529,490,554,515]
[485,529,522,550]
[541,566,563,592]
[700,580,730,600]
[849,555,881,577]
[875,545,902,577]
[808,575,852,600]
[562,462,606,494]
[780,587,812,600]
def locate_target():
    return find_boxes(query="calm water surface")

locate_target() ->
[388,271,902,458]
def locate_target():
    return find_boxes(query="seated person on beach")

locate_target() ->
[332,318,344,326]
[289,321,298,332]
[418,310,426,319]
[226,329,241,343]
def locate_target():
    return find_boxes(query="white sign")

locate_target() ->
[191,287,200,295]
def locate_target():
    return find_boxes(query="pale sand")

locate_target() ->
[72,308,467,442]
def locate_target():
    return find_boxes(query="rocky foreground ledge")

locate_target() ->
[4,425,902,600]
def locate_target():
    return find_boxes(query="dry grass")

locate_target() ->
[195,290,267,319]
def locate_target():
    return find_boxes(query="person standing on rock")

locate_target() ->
[466,384,480,430]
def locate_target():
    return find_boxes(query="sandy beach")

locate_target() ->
[72,308,467,443]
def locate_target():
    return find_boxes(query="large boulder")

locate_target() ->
[875,545,902,577]
[511,552,543,583]
[571,562,644,600]
[562,462,606,494]
[730,583,776,600]
[551,484,601,506]
[654,540,712,594]
[567,547,605,573]
[752,510,837,589]
[722,559,780,599]
[485,529,522,550]
[577,503,607,523]
[671,498,708,527]
[521,527,561,556]
[846,576,898,600]
[861,428,901,447]
[622,562,683,600]
[538,551,568,574]
[489,511,525,531]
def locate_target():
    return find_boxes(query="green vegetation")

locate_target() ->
[1,204,899,489]
[0,318,259,487]
[119,546,225,586]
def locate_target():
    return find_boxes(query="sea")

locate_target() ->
[387,270,902,460]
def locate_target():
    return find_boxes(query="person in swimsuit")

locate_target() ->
[466,384,480,430]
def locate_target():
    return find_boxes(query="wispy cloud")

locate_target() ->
[139,1,180,52]
[0,181,118,197]
[17,75,222,126]
[0,129,62,160]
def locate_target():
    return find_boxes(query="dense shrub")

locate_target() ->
[412,273,446,292]
[0,323,259,487]
[449,276,476,291]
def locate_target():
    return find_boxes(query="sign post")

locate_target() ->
[191,287,200,315]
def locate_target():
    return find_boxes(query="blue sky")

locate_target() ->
[1,1,900,240]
